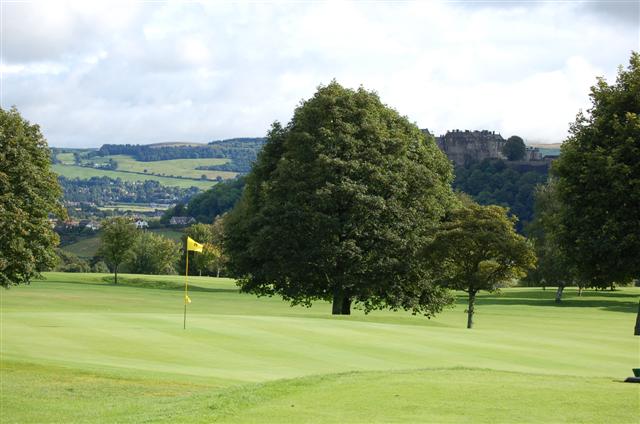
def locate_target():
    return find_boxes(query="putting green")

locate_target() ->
[1,273,638,422]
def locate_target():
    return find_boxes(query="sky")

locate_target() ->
[1,1,638,148]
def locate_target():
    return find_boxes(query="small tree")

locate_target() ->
[502,136,526,161]
[430,199,536,328]
[99,217,138,284]
[0,107,65,287]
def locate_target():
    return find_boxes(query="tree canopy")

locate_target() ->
[0,107,65,287]
[430,197,536,328]
[453,158,548,231]
[127,232,180,275]
[225,81,457,315]
[98,217,138,284]
[552,52,640,286]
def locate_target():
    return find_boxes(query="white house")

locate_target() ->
[135,219,149,229]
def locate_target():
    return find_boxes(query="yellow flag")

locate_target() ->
[185,295,191,304]
[187,236,203,252]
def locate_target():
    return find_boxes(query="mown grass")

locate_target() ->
[1,273,638,423]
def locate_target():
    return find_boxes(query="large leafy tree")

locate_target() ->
[225,81,457,315]
[430,198,536,328]
[552,52,640,287]
[0,107,65,287]
[99,217,138,284]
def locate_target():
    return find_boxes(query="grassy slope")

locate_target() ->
[98,204,170,212]
[62,229,183,258]
[106,155,237,180]
[1,273,638,423]
[52,164,216,189]
[56,152,76,164]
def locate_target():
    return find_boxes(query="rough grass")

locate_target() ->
[1,273,638,423]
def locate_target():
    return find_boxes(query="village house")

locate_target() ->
[85,220,101,231]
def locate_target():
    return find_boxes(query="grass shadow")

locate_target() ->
[99,276,240,294]
[455,289,639,313]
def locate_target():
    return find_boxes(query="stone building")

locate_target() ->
[435,130,507,167]
[428,129,543,166]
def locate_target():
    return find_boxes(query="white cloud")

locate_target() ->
[1,0,637,147]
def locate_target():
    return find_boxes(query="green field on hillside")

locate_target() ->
[52,164,216,189]
[98,202,172,212]
[103,155,237,180]
[62,229,183,258]
[1,273,638,423]
[56,152,76,165]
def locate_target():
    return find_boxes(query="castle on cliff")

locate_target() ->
[424,129,543,167]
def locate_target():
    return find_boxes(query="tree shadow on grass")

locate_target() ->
[96,276,240,294]
[455,289,639,313]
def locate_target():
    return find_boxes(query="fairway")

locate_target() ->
[1,273,638,423]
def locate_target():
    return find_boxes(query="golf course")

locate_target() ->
[1,273,638,423]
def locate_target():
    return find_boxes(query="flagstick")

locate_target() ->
[184,249,189,330]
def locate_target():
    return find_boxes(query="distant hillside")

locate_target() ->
[528,143,561,149]
[97,138,265,173]
[147,142,206,148]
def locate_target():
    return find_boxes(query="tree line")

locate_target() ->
[98,217,227,283]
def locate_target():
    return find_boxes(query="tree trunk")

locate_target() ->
[332,290,343,315]
[467,290,477,329]
[634,301,640,336]
[555,284,564,303]
[610,282,615,291]
[341,295,352,315]
[332,289,351,315]
[577,285,583,296]
[114,264,118,285]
